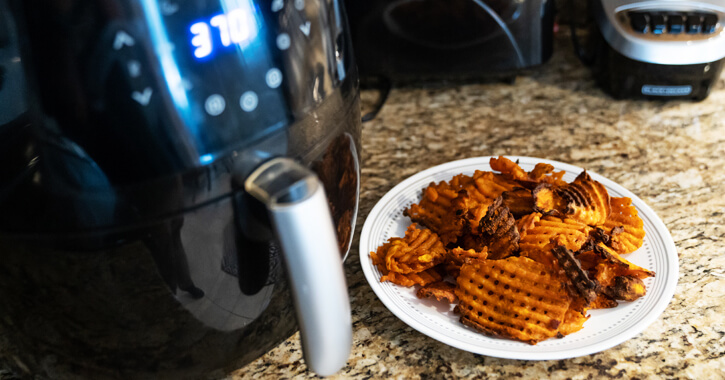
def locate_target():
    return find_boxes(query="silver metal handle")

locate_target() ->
[245,158,352,376]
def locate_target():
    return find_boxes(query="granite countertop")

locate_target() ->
[231,32,725,379]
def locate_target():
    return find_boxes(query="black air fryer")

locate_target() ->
[582,0,725,100]
[344,0,556,85]
[0,0,360,378]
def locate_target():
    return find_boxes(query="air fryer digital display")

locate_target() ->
[142,0,291,163]
[189,4,259,59]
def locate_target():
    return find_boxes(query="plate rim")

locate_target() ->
[359,156,679,360]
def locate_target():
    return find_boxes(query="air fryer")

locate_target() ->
[0,0,360,378]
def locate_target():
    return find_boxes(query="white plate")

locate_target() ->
[359,156,678,360]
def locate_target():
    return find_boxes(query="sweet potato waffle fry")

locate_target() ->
[369,156,655,345]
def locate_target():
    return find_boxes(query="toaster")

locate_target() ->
[585,0,725,100]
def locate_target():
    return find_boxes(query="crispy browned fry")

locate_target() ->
[557,308,589,337]
[551,243,598,304]
[476,197,520,260]
[380,224,446,274]
[589,293,619,309]
[416,281,458,303]
[445,246,489,278]
[372,241,444,287]
[464,171,519,205]
[602,197,645,255]
[452,190,492,232]
[490,156,529,182]
[532,184,567,216]
[518,214,592,268]
[533,172,611,226]
[502,187,535,218]
[455,257,572,345]
[587,243,655,280]
[516,212,541,236]
[405,180,467,244]
[381,267,444,287]
[490,156,567,188]
[604,275,647,301]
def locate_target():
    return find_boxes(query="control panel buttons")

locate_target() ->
[668,14,684,34]
[272,0,284,12]
[113,30,135,50]
[127,60,142,78]
[160,1,179,16]
[265,68,283,88]
[651,14,666,34]
[627,11,720,36]
[204,94,226,116]
[240,91,258,112]
[299,21,311,37]
[686,13,703,34]
[132,87,153,106]
[703,14,718,34]
[630,12,650,33]
[276,33,291,50]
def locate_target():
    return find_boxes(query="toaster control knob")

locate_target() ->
[686,13,703,34]
[650,14,667,35]
[702,14,718,34]
[668,14,684,34]
[630,12,650,33]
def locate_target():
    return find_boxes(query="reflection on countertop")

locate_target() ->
[232,30,725,379]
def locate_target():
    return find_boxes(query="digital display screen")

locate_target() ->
[189,1,259,59]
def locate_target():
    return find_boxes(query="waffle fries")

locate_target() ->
[370,156,654,344]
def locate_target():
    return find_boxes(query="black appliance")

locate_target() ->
[344,0,556,85]
[0,0,360,378]
[581,0,725,100]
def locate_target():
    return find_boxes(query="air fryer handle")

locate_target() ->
[245,158,352,376]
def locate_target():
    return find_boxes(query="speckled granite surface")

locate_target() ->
[229,33,725,379]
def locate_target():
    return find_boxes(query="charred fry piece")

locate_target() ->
[551,243,598,304]
[380,224,446,274]
[532,183,566,216]
[502,188,535,218]
[534,172,612,226]
[602,197,645,255]
[476,197,520,260]
[452,190,492,232]
[416,281,458,303]
[590,293,619,309]
[455,257,571,345]
[603,275,647,302]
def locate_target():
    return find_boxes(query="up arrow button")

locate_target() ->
[299,21,311,37]
[132,87,153,106]
[113,31,135,50]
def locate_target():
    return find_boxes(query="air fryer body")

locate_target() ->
[344,0,555,85]
[0,0,360,378]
